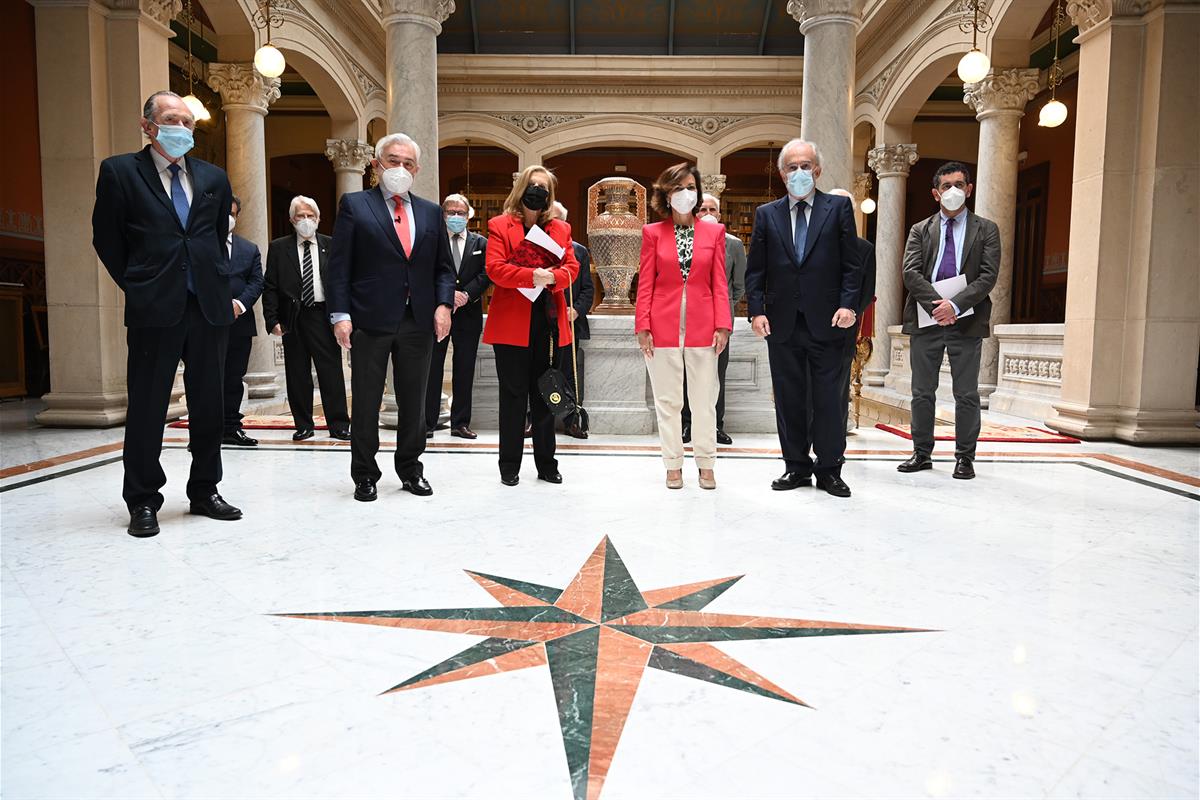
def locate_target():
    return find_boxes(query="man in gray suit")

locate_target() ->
[897,161,999,480]
[684,192,746,445]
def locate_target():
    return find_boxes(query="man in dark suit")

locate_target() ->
[424,194,489,440]
[686,192,747,445]
[549,202,593,439]
[897,161,1000,480]
[745,138,862,498]
[826,188,877,433]
[92,90,242,537]
[327,133,455,502]
[222,195,265,447]
[262,196,350,442]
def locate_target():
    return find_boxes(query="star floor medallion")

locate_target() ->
[277,537,930,800]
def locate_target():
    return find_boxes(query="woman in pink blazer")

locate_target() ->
[635,162,732,489]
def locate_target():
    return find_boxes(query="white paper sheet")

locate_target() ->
[518,287,544,302]
[524,224,565,260]
[917,273,975,328]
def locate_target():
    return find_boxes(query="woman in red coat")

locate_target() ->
[635,163,732,490]
[483,165,580,486]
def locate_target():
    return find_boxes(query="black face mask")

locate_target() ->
[521,185,550,212]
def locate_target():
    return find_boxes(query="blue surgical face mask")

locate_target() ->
[445,215,468,234]
[786,167,814,199]
[154,123,194,159]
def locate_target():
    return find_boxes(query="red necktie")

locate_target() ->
[392,195,412,258]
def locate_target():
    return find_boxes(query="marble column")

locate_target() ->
[788,0,865,191]
[207,63,282,401]
[701,174,727,199]
[963,68,1040,402]
[864,143,918,386]
[381,0,453,200]
[33,0,181,426]
[1047,0,1200,442]
[325,139,373,203]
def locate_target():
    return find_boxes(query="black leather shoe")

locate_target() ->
[434,422,450,431]
[537,471,563,484]
[500,473,520,486]
[716,429,733,445]
[425,429,435,439]
[450,426,478,440]
[564,423,588,440]
[681,424,692,444]
[400,476,433,496]
[223,429,258,447]
[127,506,160,538]
[815,473,852,498]
[771,471,812,491]
[188,494,243,520]
[953,457,976,480]
[354,479,377,502]
[293,429,314,441]
[329,428,351,441]
[897,453,933,473]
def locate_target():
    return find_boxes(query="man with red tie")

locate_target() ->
[325,133,455,502]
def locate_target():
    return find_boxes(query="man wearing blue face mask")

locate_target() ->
[745,138,862,498]
[92,91,241,537]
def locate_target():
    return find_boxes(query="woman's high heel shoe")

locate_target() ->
[666,470,684,489]
[698,469,716,490]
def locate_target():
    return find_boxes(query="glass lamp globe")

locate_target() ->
[181,94,211,122]
[860,197,876,215]
[253,44,286,79]
[1038,99,1069,128]
[957,49,991,84]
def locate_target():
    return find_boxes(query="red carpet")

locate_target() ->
[169,415,327,431]
[875,422,1081,444]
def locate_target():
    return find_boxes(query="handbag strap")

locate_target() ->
[567,274,580,403]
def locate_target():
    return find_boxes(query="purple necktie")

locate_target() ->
[935,217,957,282]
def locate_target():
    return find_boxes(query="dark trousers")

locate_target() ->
[494,306,557,477]
[222,334,253,433]
[767,311,848,476]
[350,310,433,483]
[424,314,482,430]
[282,303,349,431]
[909,327,982,460]
[682,342,729,429]
[123,295,228,511]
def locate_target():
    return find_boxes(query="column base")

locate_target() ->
[35,391,128,427]
[243,370,279,400]
[864,367,888,387]
[1047,401,1200,444]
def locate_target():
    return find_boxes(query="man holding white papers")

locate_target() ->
[898,161,1000,480]
[483,166,580,486]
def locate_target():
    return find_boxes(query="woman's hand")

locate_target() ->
[637,330,654,359]
[532,268,556,287]
[713,328,730,355]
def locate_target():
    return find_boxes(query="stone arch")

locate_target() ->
[711,116,805,162]
[437,114,527,160]
[535,117,708,163]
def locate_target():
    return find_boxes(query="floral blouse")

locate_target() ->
[674,224,694,282]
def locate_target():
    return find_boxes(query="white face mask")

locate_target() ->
[294,217,318,239]
[381,167,414,196]
[698,214,720,224]
[228,215,236,234]
[670,189,697,215]
[939,186,967,212]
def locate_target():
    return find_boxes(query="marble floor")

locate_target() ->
[1,399,1197,799]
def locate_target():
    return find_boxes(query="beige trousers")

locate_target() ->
[646,295,719,469]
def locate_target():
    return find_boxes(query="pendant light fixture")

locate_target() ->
[180,0,211,122]
[252,0,287,79]
[957,0,993,84]
[1038,0,1070,128]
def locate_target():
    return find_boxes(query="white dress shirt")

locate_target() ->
[149,147,192,203]
[296,233,325,303]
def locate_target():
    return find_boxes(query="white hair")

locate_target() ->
[777,138,823,171]
[551,201,568,221]
[442,193,475,218]
[375,132,421,163]
[827,187,856,213]
[701,193,721,210]
[288,195,320,220]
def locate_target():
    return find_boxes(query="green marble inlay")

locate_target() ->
[282,606,589,624]
[646,646,801,705]
[386,637,541,693]
[545,627,601,800]
[611,625,913,644]
[468,570,564,604]
[599,539,649,622]
[653,577,742,610]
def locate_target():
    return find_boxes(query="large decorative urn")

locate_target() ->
[586,177,646,311]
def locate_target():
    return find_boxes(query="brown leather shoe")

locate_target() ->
[450,426,478,440]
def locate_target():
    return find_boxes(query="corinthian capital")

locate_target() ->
[381,0,455,30]
[207,63,281,114]
[963,68,1040,119]
[786,0,866,30]
[867,144,918,178]
[325,139,374,172]
[701,174,727,198]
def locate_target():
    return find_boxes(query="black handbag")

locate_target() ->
[537,338,577,420]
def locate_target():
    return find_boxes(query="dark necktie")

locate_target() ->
[936,217,958,281]
[167,163,194,293]
[452,235,463,272]
[301,240,315,306]
[793,200,808,262]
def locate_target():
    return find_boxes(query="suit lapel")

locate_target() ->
[135,148,180,227]
[800,192,831,266]
[960,212,979,274]
[409,194,427,256]
[923,214,940,275]
[366,189,407,259]
[318,234,330,285]
[769,197,801,268]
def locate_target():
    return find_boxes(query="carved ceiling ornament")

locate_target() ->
[490,113,585,134]
[655,115,747,137]
[349,60,385,99]
[206,63,282,111]
[963,68,1040,117]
